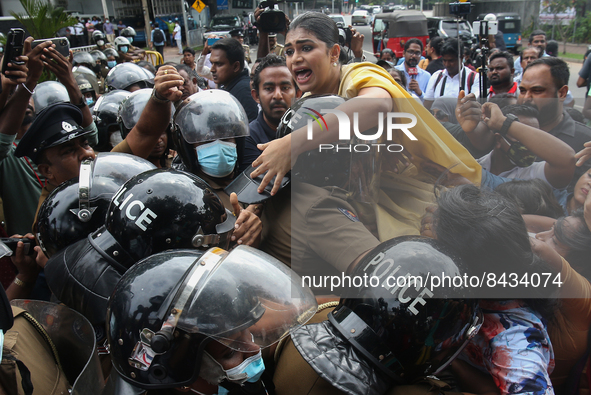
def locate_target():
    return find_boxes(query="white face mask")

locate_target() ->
[110,131,123,148]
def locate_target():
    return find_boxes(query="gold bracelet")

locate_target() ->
[13,277,32,288]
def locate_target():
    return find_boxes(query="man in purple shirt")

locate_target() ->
[103,19,115,43]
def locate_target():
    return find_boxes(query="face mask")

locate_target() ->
[120,46,129,53]
[110,130,123,148]
[97,40,105,46]
[86,97,95,106]
[196,140,237,178]
[217,351,265,395]
[127,37,133,43]
[0,330,4,361]
[0,47,4,53]
[107,60,117,68]
[503,136,536,168]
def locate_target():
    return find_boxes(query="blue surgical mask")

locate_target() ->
[107,60,117,68]
[128,37,133,43]
[86,97,95,106]
[120,46,129,53]
[196,140,237,178]
[217,350,265,395]
[0,330,4,361]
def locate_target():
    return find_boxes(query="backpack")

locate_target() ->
[153,28,164,43]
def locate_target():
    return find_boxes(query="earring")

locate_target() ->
[332,62,338,67]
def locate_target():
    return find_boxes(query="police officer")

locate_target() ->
[230,28,251,64]
[93,30,110,51]
[91,89,130,151]
[273,236,484,395]
[106,245,317,394]
[43,169,237,328]
[268,33,284,57]
[36,152,156,258]
[75,74,98,108]
[105,62,154,92]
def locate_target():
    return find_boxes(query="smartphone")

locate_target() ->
[207,37,222,46]
[31,37,70,58]
[1,28,26,79]
[0,237,35,256]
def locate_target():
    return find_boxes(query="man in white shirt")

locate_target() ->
[424,38,480,110]
[174,21,182,55]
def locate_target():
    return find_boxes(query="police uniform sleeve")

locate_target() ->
[83,120,99,147]
[305,187,380,273]
[110,139,134,154]
[0,132,16,161]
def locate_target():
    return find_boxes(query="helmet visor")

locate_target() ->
[169,246,317,351]
[174,90,249,144]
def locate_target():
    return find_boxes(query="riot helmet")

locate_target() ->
[36,153,156,258]
[92,30,107,46]
[117,88,174,139]
[75,74,97,107]
[120,27,136,43]
[89,49,107,64]
[106,62,155,91]
[107,246,317,389]
[291,236,482,394]
[73,51,95,69]
[114,36,131,53]
[32,81,69,114]
[101,169,236,268]
[173,90,249,176]
[72,65,99,88]
[103,47,119,59]
[92,89,130,151]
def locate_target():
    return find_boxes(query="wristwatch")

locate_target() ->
[73,97,87,109]
[499,114,518,137]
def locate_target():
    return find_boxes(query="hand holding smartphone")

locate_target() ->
[1,28,26,79]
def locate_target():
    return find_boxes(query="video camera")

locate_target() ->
[258,0,286,33]
[338,27,353,48]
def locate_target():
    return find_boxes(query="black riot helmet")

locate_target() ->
[117,88,174,139]
[106,62,155,91]
[73,51,95,69]
[276,95,351,188]
[92,89,130,151]
[32,81,69,114]
[107,246,317,389]
[36,153,156,258]
[102,169,236,268]
[172,90,249,175]
[291,236,483,395]
[92,30,107,46]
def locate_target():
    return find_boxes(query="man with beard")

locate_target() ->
[173,63,200,100]
[242,54,296,171]
[394,38,430,102]
[487,51,518,99]
[519,56,591,186]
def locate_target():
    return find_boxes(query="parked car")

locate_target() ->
[329,15,346,28]
[203,15,243,43]
[372,5,383,15]
[352,10,371,26]
[427,17,476,48]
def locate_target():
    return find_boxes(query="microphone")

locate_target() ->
[408,67,418,79]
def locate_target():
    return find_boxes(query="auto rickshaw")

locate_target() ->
[372,11,428,59]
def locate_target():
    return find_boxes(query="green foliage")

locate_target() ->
[11,0,77,39]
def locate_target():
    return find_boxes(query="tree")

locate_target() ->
[11,0,77,40]
[541,0,575,53]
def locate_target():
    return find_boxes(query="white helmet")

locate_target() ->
[114,36,130,52]
[484,13,497,21]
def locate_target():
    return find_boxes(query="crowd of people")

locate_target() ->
[1,10,591,395]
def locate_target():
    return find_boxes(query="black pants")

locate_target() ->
[155,45,164,59]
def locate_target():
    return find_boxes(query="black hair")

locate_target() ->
[529,29,546,43]
[404,38,423,52]
[501,104,539,119]
[137,60,156,75]
[252,54,291,93]
[390,68,407,88]
[488,93,517,110]
[489,50,514,70]
[429,37,444,56]
[434,185,558,309]
[554,208,591,280]
[212,38,245,71]
[546,40,558,57]
[495,179,564,218]
[288,12,347,63]
[183,47,196,56]
[173,63,194,77]
[524,57,570,91]
[376,59,393,71]
[521,46,541,59]
[440,38,462,58]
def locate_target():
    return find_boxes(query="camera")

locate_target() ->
[338,27,352,48]
[258,0,286,33]
[473,20,498,36]
[0,237,35,257]
[449,2,471,16]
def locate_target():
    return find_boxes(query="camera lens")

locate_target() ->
[60,40,67,46]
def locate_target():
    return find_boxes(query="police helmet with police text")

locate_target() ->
[106,62,155,91]
[291,236,482,394]
[102,169,236,267]
[36,153,156,258]
[107,246,317,389]
[172,90,249,175]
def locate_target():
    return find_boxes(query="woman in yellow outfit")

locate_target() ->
[249,11,481,238]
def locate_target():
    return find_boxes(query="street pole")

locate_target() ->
[181,0,191,47]
[100,0,109,20]
[141,0,152,47]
